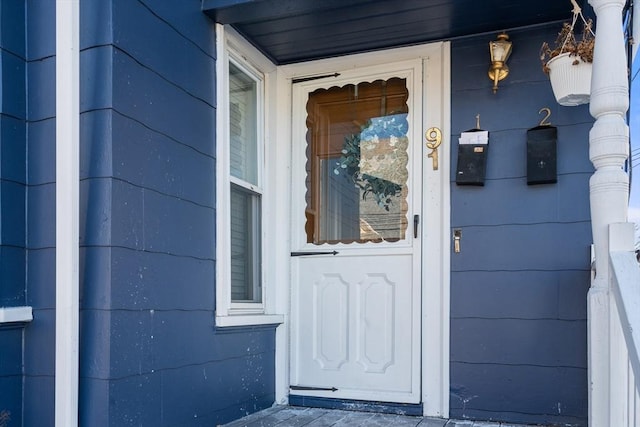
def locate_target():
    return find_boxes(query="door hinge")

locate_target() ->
[290,385,338,392]
[291,251,338,257]
[292,73,340,84]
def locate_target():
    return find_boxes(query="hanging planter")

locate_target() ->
[546,52,592,106]
[540,0,595,106]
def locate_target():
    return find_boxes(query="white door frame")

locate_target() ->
[270,42,451,418]
[289,61,423,404]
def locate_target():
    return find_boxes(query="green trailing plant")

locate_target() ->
[359,172,402,210]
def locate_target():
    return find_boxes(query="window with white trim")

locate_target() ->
[229,60,263,305]
[215,25,282,327]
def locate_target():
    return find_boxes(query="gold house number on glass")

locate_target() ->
[304,78,409,245]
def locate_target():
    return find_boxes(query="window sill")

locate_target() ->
[0,306,33,324]
[215,313,284,328]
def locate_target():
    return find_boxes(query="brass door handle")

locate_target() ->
[425,127,442,171]
[453,229,462,253]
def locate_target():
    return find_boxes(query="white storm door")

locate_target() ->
[289,60,423,404]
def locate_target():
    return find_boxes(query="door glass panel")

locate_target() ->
[305,78,409,244]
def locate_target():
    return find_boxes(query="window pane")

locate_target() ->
[229,62,258,185]
[230,184,262,302]
[304,79,409,244]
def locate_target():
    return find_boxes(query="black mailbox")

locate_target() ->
[456,130,489,186]
[527,125,557,185]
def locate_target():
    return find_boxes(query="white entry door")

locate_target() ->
[289,54,437,404]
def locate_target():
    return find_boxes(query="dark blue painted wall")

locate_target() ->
[0,1,27,425]
[23,0,57,424]
[20,1,276,426]
[449,25,591,426]
[17,2,593,426]
[76,1,276,426]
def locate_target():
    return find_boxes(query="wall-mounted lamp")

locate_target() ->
[488,33,512,94]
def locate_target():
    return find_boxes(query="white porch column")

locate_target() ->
[587,0,629,426]
[55,0,80,426]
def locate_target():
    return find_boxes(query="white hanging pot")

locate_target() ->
[546,52,592,106]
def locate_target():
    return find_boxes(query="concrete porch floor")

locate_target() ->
[221,406,550,427]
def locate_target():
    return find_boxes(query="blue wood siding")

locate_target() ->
[0,3,27,302]
[23,0,57,424]
[15,2,595,426]
[449,25,591,426]
[0,328,23,426]
[77,1,274,426]
[18,1,275,426]
[0,0,26,424]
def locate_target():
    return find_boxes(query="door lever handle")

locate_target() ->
[414,214,420,238]
[453,229,462,253]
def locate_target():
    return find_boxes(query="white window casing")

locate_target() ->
[215,24,283,327]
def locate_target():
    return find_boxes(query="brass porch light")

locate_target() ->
[488,33,512,93]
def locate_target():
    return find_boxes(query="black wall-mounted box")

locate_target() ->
[456,144,489,186]
[527,126,557,185]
